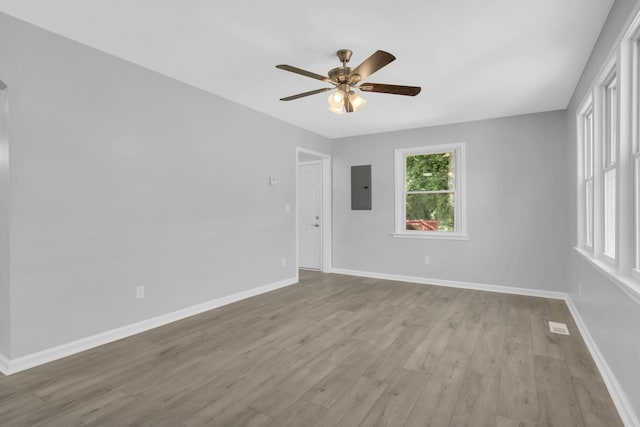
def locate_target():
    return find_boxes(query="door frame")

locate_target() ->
[296,147,332,276]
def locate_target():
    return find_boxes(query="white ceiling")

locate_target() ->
[0,0,613,139]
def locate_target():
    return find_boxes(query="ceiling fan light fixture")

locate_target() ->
[328,104,344,114]
[328,89,346,114]
[348,91,366,112]
[277,49,420,114]
[329,91,344,105]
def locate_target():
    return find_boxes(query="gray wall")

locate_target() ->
[0,82,9,356]
[565,0,640,418]
[0,13,331,358]
[332,111,568,292]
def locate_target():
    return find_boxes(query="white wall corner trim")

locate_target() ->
[0,353,9,374]
[330,268,567,300]
[565,298,640,427]
[0,277,297,376]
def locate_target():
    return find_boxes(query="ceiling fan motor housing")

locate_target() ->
[328,67,353,84]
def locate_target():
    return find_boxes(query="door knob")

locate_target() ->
[312,224,320,227]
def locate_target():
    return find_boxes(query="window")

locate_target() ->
[394,143,466,239]
[602,72,617,260]
[582,105,594,248]
[635,154,640,272]
[634,39,640,274]
[575,9,640,297]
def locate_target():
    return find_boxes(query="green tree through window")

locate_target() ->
[405,152,455,231]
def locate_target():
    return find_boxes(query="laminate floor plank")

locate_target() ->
[247,344,353,417]
[265,399,327,427]
[449,370,500,427]
[534,354,586,427]
[572,377,624,427]
[0,393,50,427]
[494,414,536,427]
[505,306,533,346]
[468,310,506,377]
[358,368,427,427]
[560,336,603,383]
[183,403,273,427]
[445,292,490,354]
[531,314,565,360]
[311,375,387,427]
[0,271,623,426]
[362,326,429,382]
[302,343,386,408]
[31,390,134,427]
[496,341,538,423]
[403,349,471,427]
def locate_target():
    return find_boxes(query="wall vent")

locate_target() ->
[549,321,570,335]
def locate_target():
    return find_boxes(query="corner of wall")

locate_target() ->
[0,80,10,359]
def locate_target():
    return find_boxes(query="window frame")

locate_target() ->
[634,153,640,277]
[601,69,618,263]
[575,7,640,300]
[633,36,640,279]
[581,102,595,251]
[393,142,467,240]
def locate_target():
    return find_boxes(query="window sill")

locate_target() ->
[574,247,640,304]
[392,232,469,241]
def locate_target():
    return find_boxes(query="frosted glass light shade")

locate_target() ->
[328,90,345,107]
[328,90,346,114]
[348,91,367,112]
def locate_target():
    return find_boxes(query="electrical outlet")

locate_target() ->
[281,257,286,267]
[136,286,144,299]
[423,255,430,265]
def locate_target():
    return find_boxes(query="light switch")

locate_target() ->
[269,177,278,186]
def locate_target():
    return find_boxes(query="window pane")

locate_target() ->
[406,193,455,232]
[605,78,617,167]
[406,152,455,191]
[604,169,616,258]
[585,111,593,179]
[586,179,594,247]
[635,157,640,270]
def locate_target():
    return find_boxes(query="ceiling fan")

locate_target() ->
[276,49,421,114]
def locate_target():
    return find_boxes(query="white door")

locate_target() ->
[298,162,322,270]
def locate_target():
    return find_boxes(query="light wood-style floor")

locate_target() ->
[0,271,623,426]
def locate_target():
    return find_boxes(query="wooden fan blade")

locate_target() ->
[349,50,396,81]
[280,87,333,101]
[276,65,334,84]
[359,83,421,96]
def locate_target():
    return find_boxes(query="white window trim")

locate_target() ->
[578,97,595,252]
[634,152,640,279]
[393,142,467,240]
[632,28,640,280]
[575,6,640,297]
[600,67,618,265]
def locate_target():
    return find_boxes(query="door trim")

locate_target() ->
[296,148,332,276]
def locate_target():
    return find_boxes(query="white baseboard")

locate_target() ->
[330,267,567,300]
[565,298,640,427]
[0,276,297,376]
[331,267,638,427]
